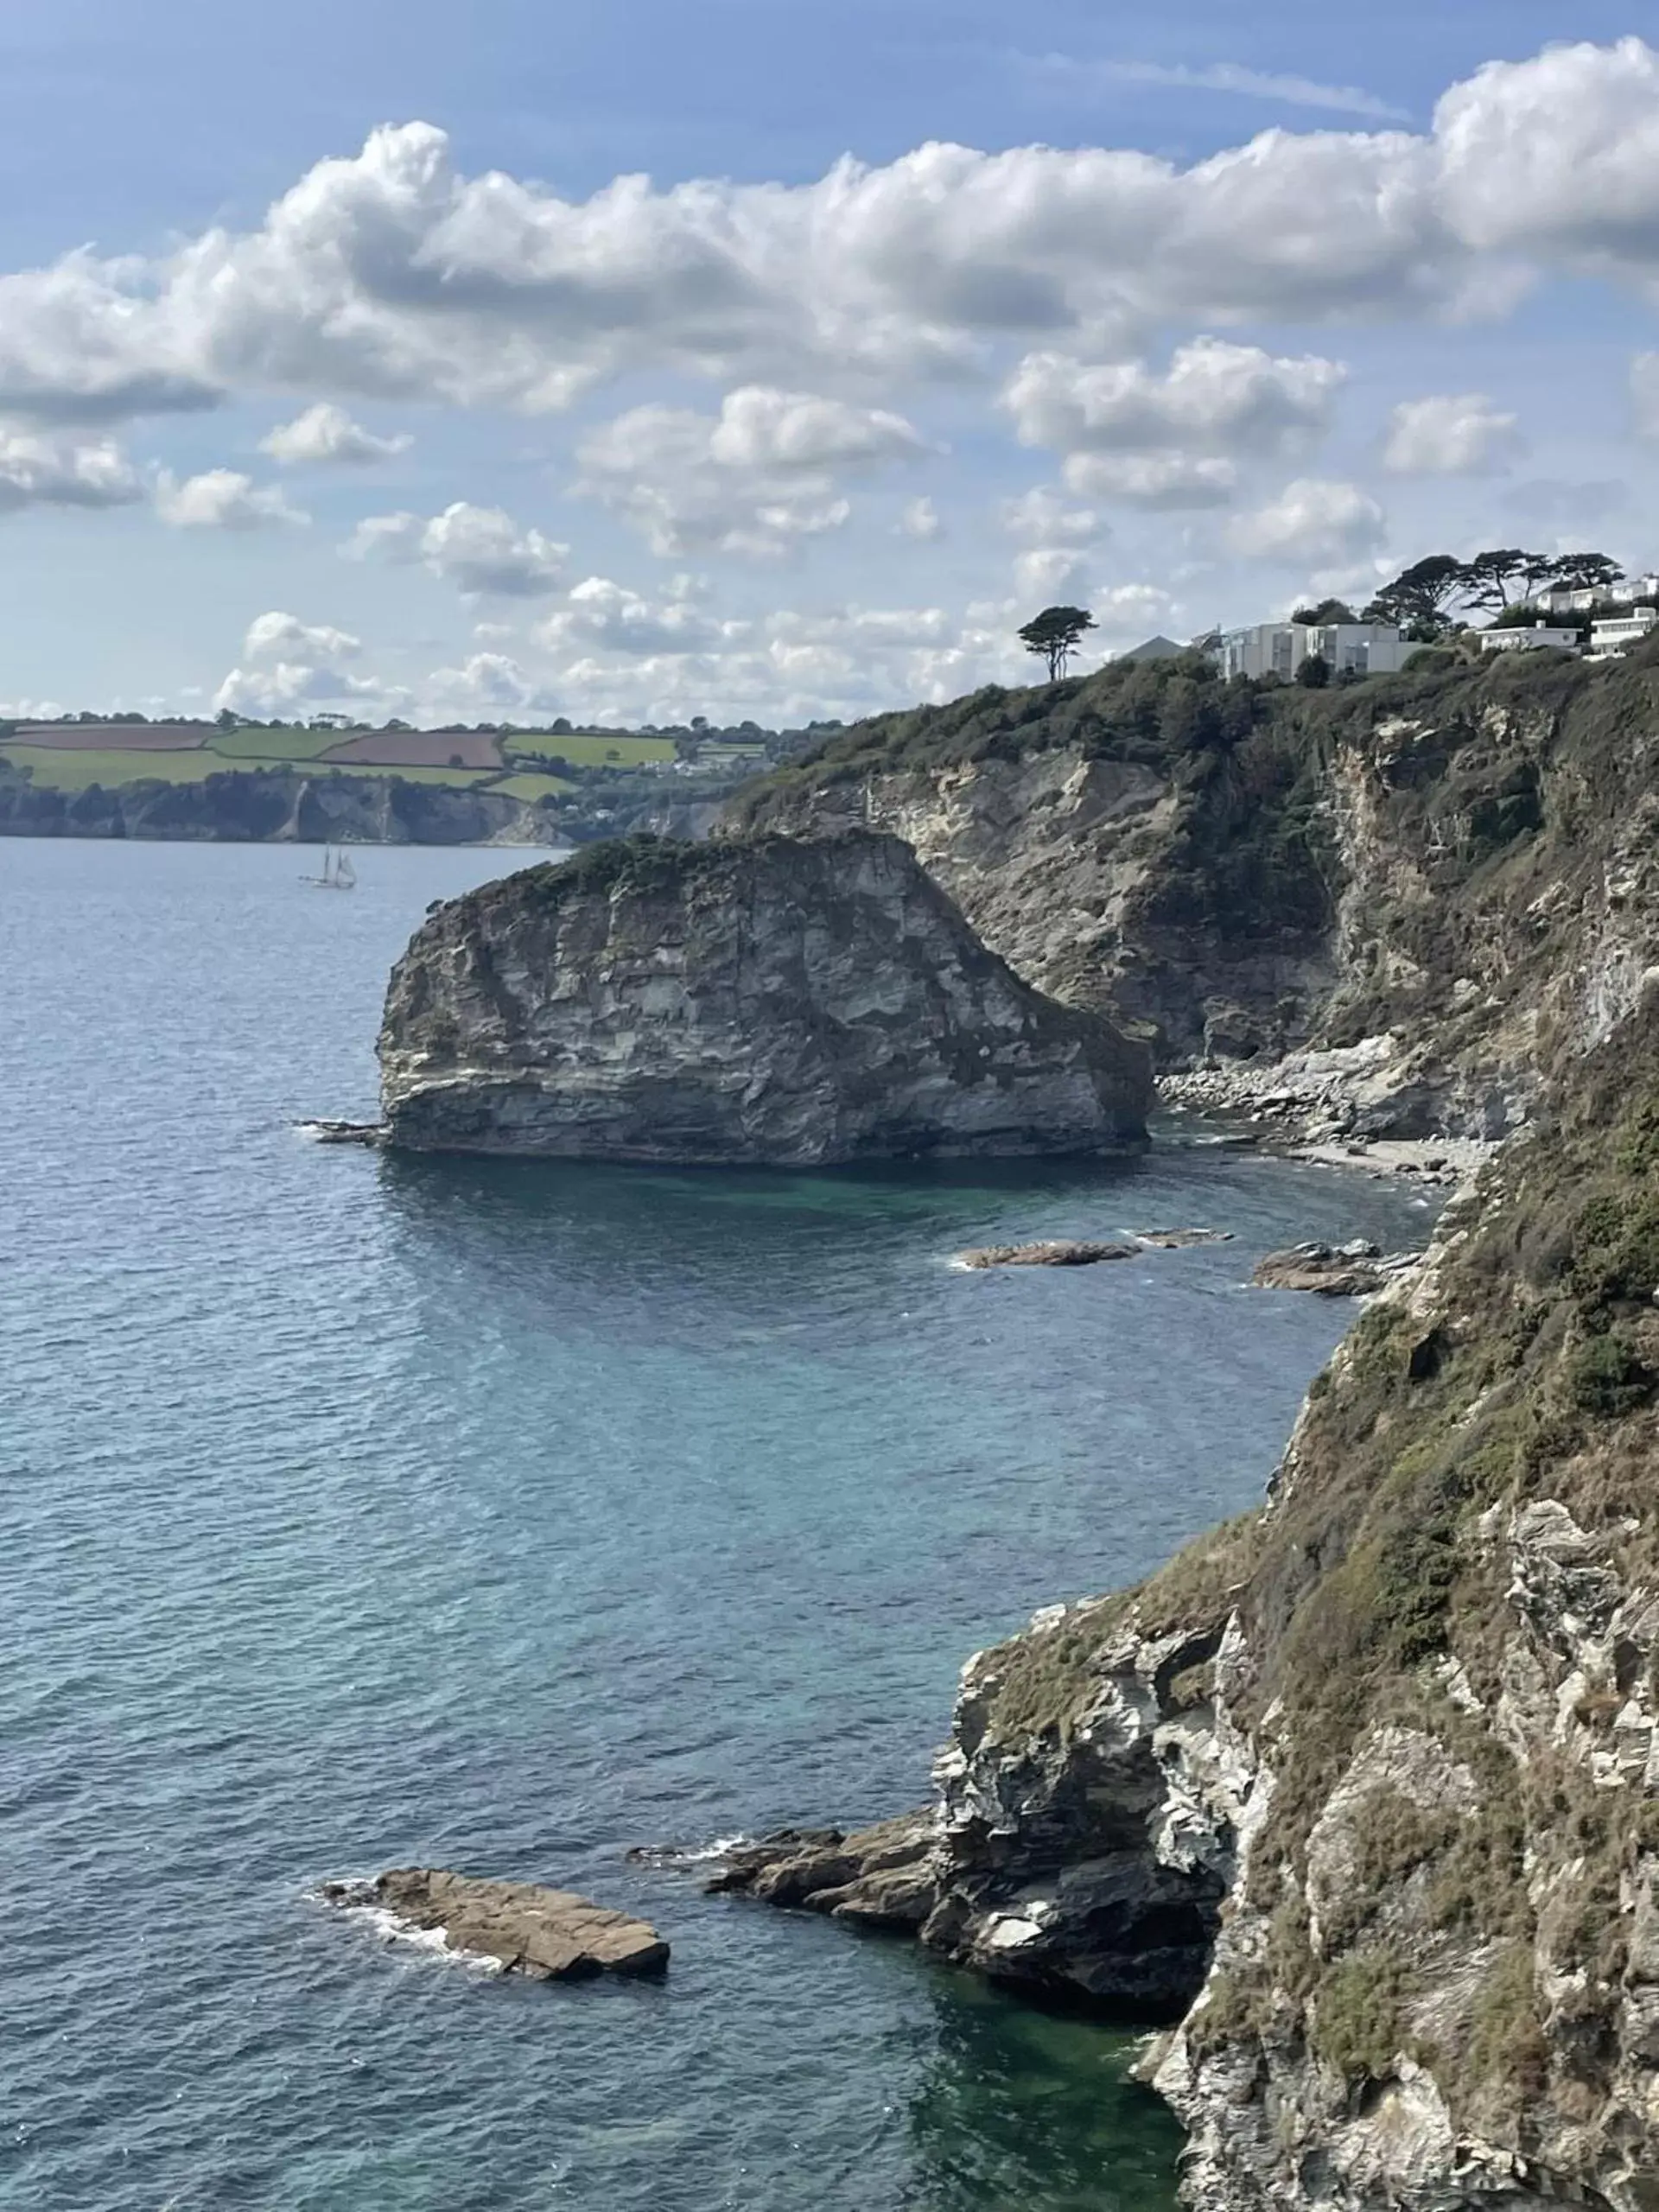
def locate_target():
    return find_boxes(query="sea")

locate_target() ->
[0,838,1437,2212]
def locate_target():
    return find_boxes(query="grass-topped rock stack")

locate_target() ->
[376,830,1152,1164]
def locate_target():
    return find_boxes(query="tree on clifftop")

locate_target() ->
[1363,555,1470,640]
[1459,550,1545,613]
[1018,605,1096,681]
[1547,551,1624,596]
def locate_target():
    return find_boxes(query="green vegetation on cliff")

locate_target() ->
[734,634,1659,1089]
[969,988,1659,2170]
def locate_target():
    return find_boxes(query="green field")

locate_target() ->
[505,732,676,766]
[208,726,346,762]
[0,745,233,790]
[490,771,575,801]
[0,742,526,794]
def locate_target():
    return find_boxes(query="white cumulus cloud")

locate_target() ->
[1095,582,1179,639]
[242,610,363,661]
[346,500,567,595]
[156,468,308,530]
[1001,486,1100,543]
[1228,479,1388,564]
[0,44,1657,441]
[1006,339,1345,475]
[1382,392,1520,474]
[536,575,741,660]
[213,659,388,716]
[0,425,143,511]
[259,402,412,466]
[6,46,1659,438]
[1061,452,1237,508]
[575,385,924,557]
[1014,547,1088,600]
[423,652,557,716]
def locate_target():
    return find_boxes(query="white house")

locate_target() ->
[1530,573,1658,618]
[1588,607,1659,657]
[1215,621,1412,682]
[1480,624,1581,655]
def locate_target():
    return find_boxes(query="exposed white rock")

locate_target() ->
[377,830,1150,1163]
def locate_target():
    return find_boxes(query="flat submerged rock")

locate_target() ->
[956,1228,1234,1268]
[324,1868,670,1980]
[957,1239,1137,1268]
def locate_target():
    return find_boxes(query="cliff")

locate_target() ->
[733,644,1659,1144]
[935,985,1659,2209]
[721,984,1659,2208]
[711,649,1659,2204]
[0,764,563,846]
[377,830,1151,1162]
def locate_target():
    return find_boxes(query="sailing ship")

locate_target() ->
[301,844,358,890]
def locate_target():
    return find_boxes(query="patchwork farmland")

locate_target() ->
[0,721,692,797]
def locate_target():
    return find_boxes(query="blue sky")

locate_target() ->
[0,3,1656,724]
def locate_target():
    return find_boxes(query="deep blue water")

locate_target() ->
[0,839,1436,2212]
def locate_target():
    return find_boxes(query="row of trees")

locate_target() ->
[1297,549,1627,642]
[1016,548,1633,690]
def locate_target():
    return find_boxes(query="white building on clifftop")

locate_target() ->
[1214,621,1412,682]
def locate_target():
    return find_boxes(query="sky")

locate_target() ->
[2,1,1659,727]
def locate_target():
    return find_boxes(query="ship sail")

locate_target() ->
[301,842,358,888]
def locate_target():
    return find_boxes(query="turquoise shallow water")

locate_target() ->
[0,839,1436,2212]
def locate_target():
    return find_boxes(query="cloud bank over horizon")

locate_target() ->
[7,33,1659,725]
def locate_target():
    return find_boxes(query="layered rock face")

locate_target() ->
[734,646,1659,1143]
[378,830,1151,1163]
[707,976,1659,2205]
[916,995,1659,2209]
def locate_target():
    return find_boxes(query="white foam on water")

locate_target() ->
[634,1832,751,1867]
[325,1891,506,1974]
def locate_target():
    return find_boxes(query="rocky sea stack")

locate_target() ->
[378,829,1151,1164]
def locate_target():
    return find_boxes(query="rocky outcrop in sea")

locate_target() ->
[325,1869,670,1979]
[376,830,1151,1164]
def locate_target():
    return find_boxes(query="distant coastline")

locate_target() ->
[0,762,732,848]
[0,714,813,847]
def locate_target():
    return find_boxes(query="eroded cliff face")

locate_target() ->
[378,830,1151,1163]
[733,647,1659,1144]
[918,995,1659,2209]
[734,737,1329,1058]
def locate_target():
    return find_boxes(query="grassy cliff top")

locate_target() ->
[449,827,904,923]
[728,642,1614,817]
